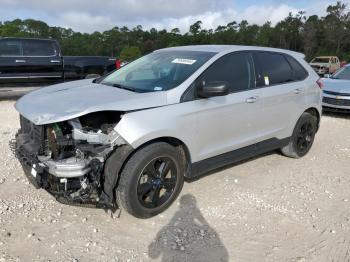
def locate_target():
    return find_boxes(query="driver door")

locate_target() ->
[183,52,266,162]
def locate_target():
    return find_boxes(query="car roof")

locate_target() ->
[157,45,305,58]
[0,37,56,42]
[314,56,334,59]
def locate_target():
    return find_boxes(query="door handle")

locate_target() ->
[15,60,26,63]
[294,88,303,94]
[50,60,61,63]
[245,96,259,103]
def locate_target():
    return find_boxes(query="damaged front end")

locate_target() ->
[14,112,132,209]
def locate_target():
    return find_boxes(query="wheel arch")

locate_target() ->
[102,136,192,205]
[305,107,321,130]
[132,136,192,177]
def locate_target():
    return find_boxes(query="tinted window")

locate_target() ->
[285,55,308,81]
[0,40,21,56]
[256,52,293,86]
[197,52,254,93]
[23,40,57,56]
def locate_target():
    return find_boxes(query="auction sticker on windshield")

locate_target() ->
[172,58,197,65]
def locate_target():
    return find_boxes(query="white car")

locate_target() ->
[15,45,322,218]
[310,56,340,75]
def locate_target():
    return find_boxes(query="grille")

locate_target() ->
[323,97,350,106]
[324,90,350,97]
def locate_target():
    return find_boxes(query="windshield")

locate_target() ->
[311,57,330,63]
[332,67,350,80]
[101,50,216,92]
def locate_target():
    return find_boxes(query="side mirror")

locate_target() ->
[85,73,101,79]
[324,74,331,78]
[197,81,229,98]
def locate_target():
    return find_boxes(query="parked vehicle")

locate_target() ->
[0,37,117,83]
[14,45,322,218]
[309,56,340,75]
[322,65,350,113]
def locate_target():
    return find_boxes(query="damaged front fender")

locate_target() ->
[99,144,135,206]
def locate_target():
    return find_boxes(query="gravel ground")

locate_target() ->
[0,86,41,101]
[0,100,350,262]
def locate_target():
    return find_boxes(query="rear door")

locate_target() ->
[253,51,307,140]
[0,39,27,81]
[22,39,63,80]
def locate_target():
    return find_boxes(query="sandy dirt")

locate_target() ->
[0,100,350,262]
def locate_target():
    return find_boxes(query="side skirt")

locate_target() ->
[189,137,290,178]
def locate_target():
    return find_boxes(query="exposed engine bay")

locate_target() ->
[15,111,131,209]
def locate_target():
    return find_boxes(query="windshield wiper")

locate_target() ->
[104,83,137,92]
[113,83,136,92]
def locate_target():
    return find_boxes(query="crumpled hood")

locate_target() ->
[323,78,350,94]
[15,79,168,125]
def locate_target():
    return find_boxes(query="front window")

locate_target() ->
[101,50,216,92]
[0,40,21,56]
[332,67,350,80]
[311,57,330,63]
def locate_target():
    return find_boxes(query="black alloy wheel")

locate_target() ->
[115,142,185,218]
[281,112,318,158]
[295,122,315,155]
[137,157,178,209]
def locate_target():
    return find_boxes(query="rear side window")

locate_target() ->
[285,55,308,81]
[255,52,293,86]
[0,40,22,56]
[22,40,57,56]
[197,52,255,93]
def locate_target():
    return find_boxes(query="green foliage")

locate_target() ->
[0,2,350,60]
[120,46,141,61]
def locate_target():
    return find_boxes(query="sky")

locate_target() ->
[0,0,347,33]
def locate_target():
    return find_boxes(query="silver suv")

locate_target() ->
[15,45,322,218]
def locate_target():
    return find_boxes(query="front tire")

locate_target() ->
[116,142,185,218]
[281,112,317,158]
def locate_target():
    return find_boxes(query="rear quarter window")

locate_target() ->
[255,52,293,86]
[285,55,308,81]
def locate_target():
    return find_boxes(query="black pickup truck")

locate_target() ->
[0,37,117,83]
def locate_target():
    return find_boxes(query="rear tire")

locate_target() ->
[281,112,317,158]
[116,142,185,218]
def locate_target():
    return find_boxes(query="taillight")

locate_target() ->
[115,59,121,69]
[316,78,324,89]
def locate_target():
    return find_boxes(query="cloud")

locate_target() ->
[0,0,230,19]
[58,13,116,33]
[240,5,299,25]
[55,4,306,33]
[0,0,337,33]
